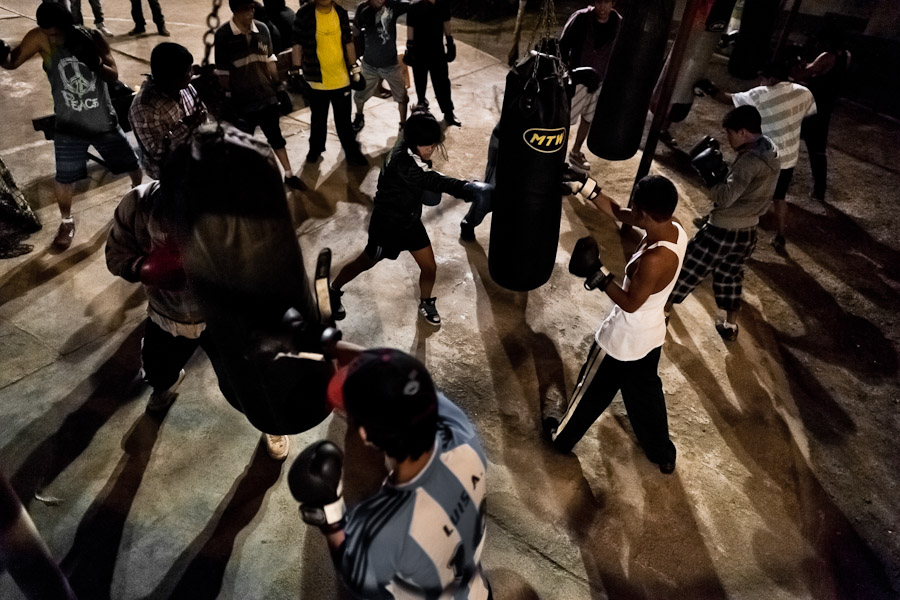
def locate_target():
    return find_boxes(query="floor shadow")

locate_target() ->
[145,441,283,600]
[8,324,145,507]
[0,219,110,307]
[60,411,166,599]
[664,318,894,598]
[464,240,728,599]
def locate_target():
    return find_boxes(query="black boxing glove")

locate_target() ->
[0,40,11,65]
[349,61,366,91]
[688,135,720,159]
[276,87,293,116]
[569,66,601,93]
[462,180,493,203]
[569,237,615,291]
[445,36,456,63]
[288,441,345,532]
[694,78,721,98]
[137,243,186,290]
[68,27,102,71]
[403,41,416,67]
[691,147,728,188]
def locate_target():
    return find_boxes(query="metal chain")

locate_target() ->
[202,0,224,67]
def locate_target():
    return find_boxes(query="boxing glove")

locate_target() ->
[403,41,416,67]
[137,243,186,290]
[561,166,601,200]
[68,27,102,71]
[691,147,728,188]
[569,66,601,93]
[462,181,493,204]
[445,36,456,63]
[693,78,721,98]
[569,237,615,291]
[288,441,345,532]
[276,88,293,116]
[349,62,366,91]
[0,40,10,65]
[688,135,720,159]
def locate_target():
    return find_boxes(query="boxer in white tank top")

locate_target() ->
[546,174,685,474]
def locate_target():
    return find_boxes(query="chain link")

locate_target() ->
[202,0,224,67]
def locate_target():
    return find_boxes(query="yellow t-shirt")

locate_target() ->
[309,8,350,91]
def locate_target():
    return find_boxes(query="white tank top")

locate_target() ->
[595,222,687,361]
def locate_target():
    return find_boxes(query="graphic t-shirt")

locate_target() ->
[44,35,117,135]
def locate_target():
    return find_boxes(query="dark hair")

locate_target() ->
[342,349,439,462]
[36,2,74,29]
[151,43,194,90]
[760,55,793,81]
[229,0,255,10]
[632,175,677,221]
[722,105,762,134]
[404,110,444,150]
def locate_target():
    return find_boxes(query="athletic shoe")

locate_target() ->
[659,130,678,148]
[541,416,559,443]
[330,287,346,321]
[459,223,476,242]
[770,234,786,251]
[53,220,75,249]
[658,461,676,474]
[715,322,739,342]
[413,99,429,111]
[96,24,114,37]
[693,215,709,229]
[352,113,365,133]
[128,26,146,36]
[568,150,590,172]
[147,369,185,413]
[157,25,171,37]
[306,150,321,163]
[264,434,290,461]
[444,112,461,127]
[418,297,441,326]
[284,175,307,191]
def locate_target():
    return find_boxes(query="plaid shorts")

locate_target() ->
[669,224,758,312]
[54,128,139,184]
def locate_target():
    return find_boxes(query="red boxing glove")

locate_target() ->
[138,244,186,290]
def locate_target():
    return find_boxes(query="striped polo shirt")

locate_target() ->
[214,19,278,113]
[341,394,490,599]
[732,81,816,169]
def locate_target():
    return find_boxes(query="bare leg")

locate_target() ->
[273,147,294,176]
[773,197,787,238]
[54,181,75,219]
[409,244,436,299]
[571,118,591,155]
[129,168,143,187]
[726,308,739,324]
[332,250,378,291]
[398,100,408,126]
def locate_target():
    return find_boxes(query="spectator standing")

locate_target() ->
[128,0,170,37]
[406,0,460,127]
[67,0,115,38]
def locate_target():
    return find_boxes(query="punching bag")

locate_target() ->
[587,0,675,160]
[728,0,779,79]
[181,124,332,435]
[489,43,569,292]
[653,0,737,123]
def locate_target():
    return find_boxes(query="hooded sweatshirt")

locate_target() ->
[709,135,781,230]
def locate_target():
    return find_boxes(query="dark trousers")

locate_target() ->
[552,343,676,465]
[307,86,360,156]
[801,112,830,197]
[232,103,287,150]
[131,0,165,27]
[141,317,205,391]
[69,0,105,25]
[412,55,453,115]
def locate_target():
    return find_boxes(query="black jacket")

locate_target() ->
[292,3,352,83]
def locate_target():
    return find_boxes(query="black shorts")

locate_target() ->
[773,167,795,200]
[365,219,430,261]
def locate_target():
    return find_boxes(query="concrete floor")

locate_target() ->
[2,0,900,598]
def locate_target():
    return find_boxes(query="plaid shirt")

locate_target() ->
[129,78,204,179]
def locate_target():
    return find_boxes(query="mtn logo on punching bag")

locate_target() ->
[523,127,566,154]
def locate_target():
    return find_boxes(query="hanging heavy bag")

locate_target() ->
[587,0,675,160]
[181,124,332,435]
[728,0,779,80]
[652,0,737,123]
[488,43,569,292]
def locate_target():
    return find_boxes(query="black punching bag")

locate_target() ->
[728,0,779,79]
[181,124,332,435]
[655,0,737,123]
[489,44,569,292]
[587,0,675,160]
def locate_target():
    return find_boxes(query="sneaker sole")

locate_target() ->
[419,313,441,327]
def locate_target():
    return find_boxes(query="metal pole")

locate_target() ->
[627,0,706,209]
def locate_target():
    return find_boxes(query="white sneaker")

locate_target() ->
[568,150,591,173]
[264,434,290,461]
[147,369,185,412]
